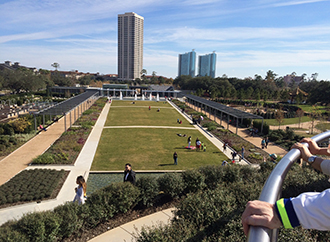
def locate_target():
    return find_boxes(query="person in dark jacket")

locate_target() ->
[124,163,136,185]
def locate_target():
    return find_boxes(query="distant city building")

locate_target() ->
[0,61,37,72]
[198,52,216,78]
[283,75,304,86]
[118,12,144,81]
[178,50,196,77]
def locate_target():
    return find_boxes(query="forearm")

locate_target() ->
[314,147,329,156]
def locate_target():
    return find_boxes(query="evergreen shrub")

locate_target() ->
[136,176,159,207]
[158,173,184,198]
[181,169,205,194]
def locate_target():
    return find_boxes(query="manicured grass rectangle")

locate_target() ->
[105,100,191,127]
[91,128,226,171]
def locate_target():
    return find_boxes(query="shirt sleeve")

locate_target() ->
[276,189,330,230]
[320,159,330,176]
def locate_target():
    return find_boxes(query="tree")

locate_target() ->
[309,105,321,134]
[296,109,304,128]
[275,106,284,129]
[51,62,60,71]
[140,69,147,81]
[265,70,277,82]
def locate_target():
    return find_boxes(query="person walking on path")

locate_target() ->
[261,138,266,149]
[188,136,192,149]
[223,142,227,151]
[173,152,178,165]
[73,175,87,205]
[124,163,136,185]
[241,146,245,160]
[265,137,269,149]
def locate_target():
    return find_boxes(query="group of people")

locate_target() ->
[73,163,137,205]
[261,137,269,149]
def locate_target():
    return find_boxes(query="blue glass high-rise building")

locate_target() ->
[178,50,196,77]
[198,52,216,78]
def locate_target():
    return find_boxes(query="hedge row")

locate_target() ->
[0,165,266,241]
[0,169,66,206]
[137,163,330,242]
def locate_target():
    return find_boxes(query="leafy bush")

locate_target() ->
[198,165,225,188]
[136,176,159,207]
[53,202,83,239]
[84,182,140,228]
[158,173,184,198]
[181,169,205,194]
[0,223,27,242]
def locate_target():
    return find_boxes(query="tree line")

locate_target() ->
[173,71,330,105]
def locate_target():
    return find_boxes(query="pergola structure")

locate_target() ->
[33,90,99,132]
[185,94,264,134]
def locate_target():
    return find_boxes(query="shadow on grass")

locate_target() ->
[159,163,176,166]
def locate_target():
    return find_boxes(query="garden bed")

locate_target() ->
[0,169,69,208]
[31,98,106,165]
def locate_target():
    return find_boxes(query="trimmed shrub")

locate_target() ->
[175,187,236,228]
[0,224,27,242]
[84,182,140,228]
[53,202,83,239]
[181,169,205,194]
[158,173,184,198]
[136,176,159,207]
[15,212,46,242]
[198,165,225,188]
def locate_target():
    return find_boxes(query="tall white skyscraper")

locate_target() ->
[118,12,144,81]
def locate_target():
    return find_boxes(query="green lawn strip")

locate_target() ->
[91,128,226,171]
[105,101,191,127]
[264,116,311,126]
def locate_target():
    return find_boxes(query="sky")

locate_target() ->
[1,0,330,80]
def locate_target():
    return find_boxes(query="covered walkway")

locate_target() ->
[185,94,264,134]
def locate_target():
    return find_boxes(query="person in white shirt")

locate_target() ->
[242,138,330,235]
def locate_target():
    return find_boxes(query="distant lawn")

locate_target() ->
[265,116,311,126]
[91,128,226,171]
[106,100,191,127]
[296,105,328,113]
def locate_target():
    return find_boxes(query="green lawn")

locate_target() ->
[106,101,191,127]
[91,99,227,170]
[92,128,226,170]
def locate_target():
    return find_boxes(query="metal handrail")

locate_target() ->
[247,130,330,242]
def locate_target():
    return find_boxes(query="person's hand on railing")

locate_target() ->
[291,142,313,162]
[242,200,282,236]
[299,138,321,155]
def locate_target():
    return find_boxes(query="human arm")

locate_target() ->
[291,142,330,175]
[300,138,329,156]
